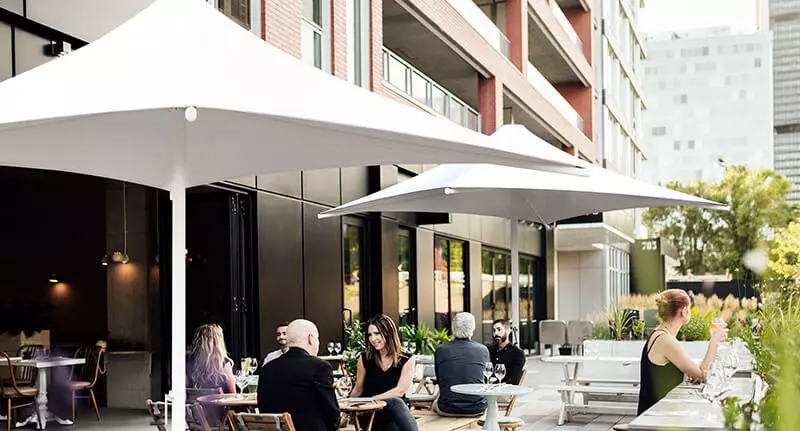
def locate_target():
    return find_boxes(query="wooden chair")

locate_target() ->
[499,369,527,416]
[69,346,89,382]
[69,344,106,422]
[0,352,40,431]
[14,344,46,386]
[228,412,297,431]
[146,399,167,431]
[187,402,214,431]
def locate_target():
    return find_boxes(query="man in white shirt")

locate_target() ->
[263,322,290,365]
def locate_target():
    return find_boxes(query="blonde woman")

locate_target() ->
[187,324,236,394]
[637,289,727,414]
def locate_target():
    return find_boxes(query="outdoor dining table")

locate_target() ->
[5,356,87,430]
[627,376,757,430]
[451,384,531,431]
[195,393,387,431]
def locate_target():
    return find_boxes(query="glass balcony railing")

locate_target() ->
[546,0,583,51]
[448,0,511,58]
[383,48,481,132]
[526,61,584,132]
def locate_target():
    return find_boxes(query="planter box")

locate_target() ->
[0,330,51,355]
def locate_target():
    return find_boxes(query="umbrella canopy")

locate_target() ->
[319,125,726,221]
[0,0,585,189]
[320,125,727,345]
[0,2,589,429]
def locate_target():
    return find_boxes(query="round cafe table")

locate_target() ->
[196,393,258,409]
[339,399,386,431]
[451,384,531,431]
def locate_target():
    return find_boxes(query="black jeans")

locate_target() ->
[359,398,418,431]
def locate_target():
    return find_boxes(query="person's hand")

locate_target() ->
[710,326,728,344]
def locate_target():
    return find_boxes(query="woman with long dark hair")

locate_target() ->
[350,315,418,431]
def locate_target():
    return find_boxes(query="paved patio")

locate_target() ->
[23,357,630,430]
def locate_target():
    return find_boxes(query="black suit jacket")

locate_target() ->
[257,348,340,431]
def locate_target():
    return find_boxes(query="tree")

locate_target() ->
[643,180,726,275]
[644,166,798,277]
[767,221,800,284]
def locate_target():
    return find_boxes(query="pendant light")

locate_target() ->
[101,182,130,265]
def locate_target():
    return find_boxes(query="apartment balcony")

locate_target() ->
[449,0,510,58]
[554,0,591,12]
[383,48,481,132]
[526,61,584,132]
[528,0,592,86]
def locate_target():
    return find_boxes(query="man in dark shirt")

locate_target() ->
[433,312,489,417]
[488,319,526,385]
[258,319,340,431]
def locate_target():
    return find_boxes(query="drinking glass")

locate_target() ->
[483,362,494,389]
[335,342,342,355]
[327,342,335,356]
[407,342,417,355]
[338,375,352,397]
[249,358,258,376]
[494,364,507,384]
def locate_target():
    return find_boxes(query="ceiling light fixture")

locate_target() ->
[102,182,131,266]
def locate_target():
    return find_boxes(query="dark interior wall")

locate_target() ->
[0,167,108,345]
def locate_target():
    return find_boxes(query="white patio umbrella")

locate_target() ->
[0,1,587,428]
[320,125,728,343]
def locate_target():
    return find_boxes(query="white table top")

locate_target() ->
[18,357,86,368]
[542,355,641,364]
[451,384,532,397]
[628,377,754,431]
[413,355,434,365]
[0,356,22,364]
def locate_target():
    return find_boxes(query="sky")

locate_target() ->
[638,0,759,35]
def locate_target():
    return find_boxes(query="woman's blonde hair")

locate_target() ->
[655,289,691,322]
[188,324,230,388]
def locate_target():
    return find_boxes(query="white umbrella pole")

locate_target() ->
[170,167,187,431]
[511,219,520,346]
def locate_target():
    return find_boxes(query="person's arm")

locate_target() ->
[507,348,526,385]
[372,357,416,401]
[662,328,725,382]
[222,361,237,394]
[349,356,366,398]
[312,361,341,431]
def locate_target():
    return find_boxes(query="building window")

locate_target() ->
[674,141,680,150]
[398,228,416,326]
[349,0,370,87]
[481,250,509,341]
[607,247,630,308]
[652,126,667,136]
[302,0,324,69]
[434,236,468,331]
[217,0,250,29]
[343,222,365,324]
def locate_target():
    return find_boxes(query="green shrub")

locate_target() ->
[676,307,713,341]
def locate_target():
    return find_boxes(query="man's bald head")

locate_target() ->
[286,319,320,356]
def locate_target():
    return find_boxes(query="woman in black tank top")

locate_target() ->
[637,290,727,415]
[350,315,419,431]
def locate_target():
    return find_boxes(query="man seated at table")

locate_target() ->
[432,312,489,417]
[258,319,340,431]
[488,319,526,385]
[262,322,289,366]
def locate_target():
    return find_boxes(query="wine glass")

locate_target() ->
[494,364,507,385]
[327,342,335,356]
[335,342,342,355]
[338,375,352,398]
[483,362,494,389]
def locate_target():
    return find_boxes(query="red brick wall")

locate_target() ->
[479,77,502,134]
[263,0,301,58]
[564,7,591,65]
[506,0,526,72]
[557,83,593,140]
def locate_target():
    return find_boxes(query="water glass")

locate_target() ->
[335,342,342,355]
[338,375,352,397]
[327,342,335,356]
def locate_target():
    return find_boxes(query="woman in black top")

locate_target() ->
[637,289,726,414]
[351,315,418,431]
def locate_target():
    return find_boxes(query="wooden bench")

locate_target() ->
[416,414,479,431]
[541,385,639,425]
